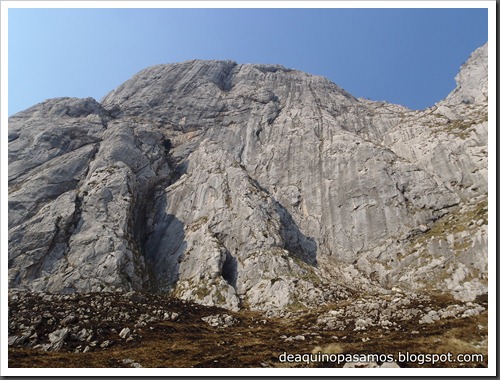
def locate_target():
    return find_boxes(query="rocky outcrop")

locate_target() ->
[7,289,487,367]
[8,44,488,310]
[444,42,488,106]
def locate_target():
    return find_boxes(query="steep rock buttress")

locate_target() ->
[8,44,488,310]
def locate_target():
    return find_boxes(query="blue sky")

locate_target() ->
[8,7,487,115]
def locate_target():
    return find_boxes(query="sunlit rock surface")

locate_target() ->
[8,43,488,310]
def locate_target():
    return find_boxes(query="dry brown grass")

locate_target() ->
[9,294,488,369]
[310,311,488,368]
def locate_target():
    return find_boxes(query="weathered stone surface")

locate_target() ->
[201,314,238,328]
[8,43,488,310]
[7,288,487,367]
[43,327,71,351]
[119,327,131,339]
[444,42,488,106]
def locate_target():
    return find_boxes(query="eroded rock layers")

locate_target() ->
[8,43,488,311]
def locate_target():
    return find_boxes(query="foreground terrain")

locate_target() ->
[8,290,487,368]
[8,44,488,311]
[7,44,489,370]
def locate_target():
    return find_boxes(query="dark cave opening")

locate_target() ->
[221,252,238,290]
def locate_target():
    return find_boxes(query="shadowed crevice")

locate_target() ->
[221,251,238,290]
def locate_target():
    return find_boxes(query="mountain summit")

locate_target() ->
[8,44,488,311]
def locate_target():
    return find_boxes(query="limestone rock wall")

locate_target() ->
[8,44,488,309]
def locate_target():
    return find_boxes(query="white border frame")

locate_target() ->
[1,1,496,377]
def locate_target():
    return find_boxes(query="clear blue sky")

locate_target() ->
[8,7,488,115]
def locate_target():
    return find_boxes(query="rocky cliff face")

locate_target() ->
[8,44,488,311]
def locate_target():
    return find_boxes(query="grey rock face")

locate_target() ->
[8,44,488,310]
[44,327,70,351]
[444,43,488,106]
[119,327,131,339]
[201,314,238,328]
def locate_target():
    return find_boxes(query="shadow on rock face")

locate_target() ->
[143,186,185,292]
[275,199,318,267]
[221,251,238,290]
